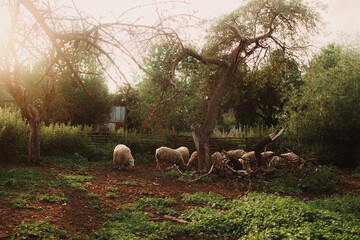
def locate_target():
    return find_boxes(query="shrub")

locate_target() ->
[254,165,341,194]
[297,165,341,194]
[0,108,29,161]
[40,123,93,157]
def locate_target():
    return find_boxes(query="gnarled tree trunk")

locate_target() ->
[27,105,41,164]
[192,53,240,171]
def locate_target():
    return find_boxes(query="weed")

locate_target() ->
[35,194,69,203]
[90,211,180,240]
[84,192,99,199]
[12,219,67,239]
[182,192,227,208]
[106,192,119,199]
[120,197,177,215]
[87,199,106,210]
[106,186,117,192]
[62,174,92,191]
[8,196,28,208]
[120,180,138,186]
[297,165,341,194]
[179,192,360,239]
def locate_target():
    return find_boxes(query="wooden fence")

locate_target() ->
[89,131,261,152]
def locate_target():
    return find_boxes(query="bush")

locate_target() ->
[40,123,92,156]
[297,165,341,194]
[0,108,29,161]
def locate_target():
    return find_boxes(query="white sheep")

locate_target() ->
[155,146,186,171]
[226,149,246,159]
[268,152,304,169]
[240,151,275,170]
[186,151,198,170]
[186,151,226,171]
[113,144,135,170]
[176,146,190,165]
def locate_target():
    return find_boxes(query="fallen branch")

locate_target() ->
[164,215,188,224]
[189,164,214,183]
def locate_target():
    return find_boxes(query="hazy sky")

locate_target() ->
[75,0,360,48]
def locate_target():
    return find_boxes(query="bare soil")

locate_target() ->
[0,161,359,239]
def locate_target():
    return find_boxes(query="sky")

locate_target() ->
[74,0,360,47]
[1,0,359,90]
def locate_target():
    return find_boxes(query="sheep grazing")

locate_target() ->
[268,152,304,169]
[155,146,186,171]
[175,146,190,165]
[240,151,275,170]
[113,144,135,170]
[186,151,224,171]
[226,149,246,159]
[186,151,198,170]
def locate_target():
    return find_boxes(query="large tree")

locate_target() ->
[165,0,322,171]
[0,0,192,163]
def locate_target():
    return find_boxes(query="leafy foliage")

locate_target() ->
[0,108,29,161]
[224,50,302,127]
[180,192,360,239]
[120,197,177,215]
[91,211,179,240]
[182,192,227,208]
[254,165,341,194]
[49,43,112,125]
[12,220,67,240]
[133,41,203,133]
[285,43,360,166]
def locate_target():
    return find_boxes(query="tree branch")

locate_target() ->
[184,48,228,69]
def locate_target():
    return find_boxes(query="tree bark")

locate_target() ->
[192,127,212,171]
[28,109,41,164]
[192,52,240,171]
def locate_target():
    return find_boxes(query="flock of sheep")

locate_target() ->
[112,144,305,172]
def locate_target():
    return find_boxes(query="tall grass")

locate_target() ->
[0,108,109,162]
[40,122,92,156]
[0,108,29,161]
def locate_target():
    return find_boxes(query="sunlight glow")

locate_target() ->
[0,11,10,42]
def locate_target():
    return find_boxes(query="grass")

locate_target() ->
[179,192,360,239]
[0,168,68,208]
[120,180,138,186]
[120,197,177,215]
[12,219,67,240]
[2,155,359,239]
[163,169,220,182]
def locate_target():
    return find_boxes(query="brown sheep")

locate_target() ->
[155,147,186,171]
[176,146,190,164]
